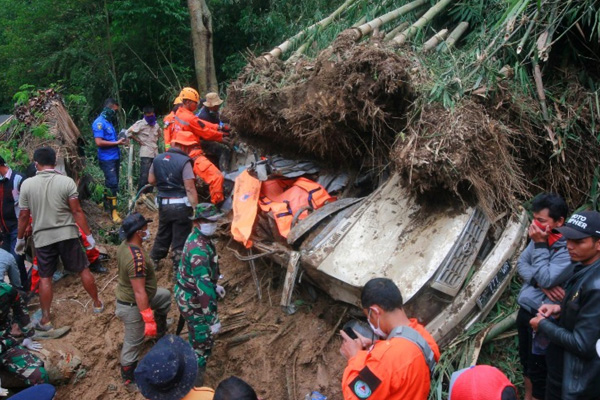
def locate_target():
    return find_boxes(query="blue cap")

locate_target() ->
[134,335,198,400]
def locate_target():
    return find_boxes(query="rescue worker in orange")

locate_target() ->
[163,96,183,151]
[340,278,440,400]
[171,88,230,205]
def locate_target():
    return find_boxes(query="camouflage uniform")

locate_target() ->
[0,283,48,385]
[174,227,220,368]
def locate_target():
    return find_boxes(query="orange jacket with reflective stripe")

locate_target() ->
[163,112,175,147]
[342,319,440,400]
[171,107,223,146]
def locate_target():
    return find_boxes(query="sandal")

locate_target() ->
[34,320,54,332]
[93,301,105,314]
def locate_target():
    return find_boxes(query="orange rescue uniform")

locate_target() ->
[163,111,175,149]
[342,319,440,400]
[171,107,225,204]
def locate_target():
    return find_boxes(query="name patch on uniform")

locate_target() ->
[129,246,146,277]
[349,367,381,399]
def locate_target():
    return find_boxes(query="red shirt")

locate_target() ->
[342,318,440,400]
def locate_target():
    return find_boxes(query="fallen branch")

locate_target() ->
[392,0,454,45]
[443,21,469,50]
[422,28,449,52]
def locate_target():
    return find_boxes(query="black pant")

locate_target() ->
[517,307,548,399]
[138,157,153,192]
[150,204,192,270]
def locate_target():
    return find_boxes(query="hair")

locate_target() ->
[0,155,5,166]
[143,106,154,114]
[33,147,56,166]
[171,103,182,113]
[103,98,118,108]
[25,162,37,178]
[501,386,518,400]
[214,376,258,400]
[361,278,403,311]
[531,193,568,221]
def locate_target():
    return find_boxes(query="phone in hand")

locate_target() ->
[343,326,358,340]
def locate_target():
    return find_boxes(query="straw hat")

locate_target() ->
[203,92,223,107]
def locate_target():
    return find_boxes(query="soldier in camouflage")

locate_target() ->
[175,203,226,386]
[0,282,48,386]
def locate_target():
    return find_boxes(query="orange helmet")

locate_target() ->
[173,96,183,105]
[179,87,199,103]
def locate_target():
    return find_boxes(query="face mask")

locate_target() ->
[101,107,117,123]
[200,223,217,237]
[144,115,157,126]
[533,219,562,247]
[368,308,386,338]
[141,229,151,241]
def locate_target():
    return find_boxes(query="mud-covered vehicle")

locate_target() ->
[227,156,527,346]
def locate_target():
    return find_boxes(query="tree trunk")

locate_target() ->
[187,0,218,93]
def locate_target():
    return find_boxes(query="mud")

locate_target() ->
[36,206,347,400]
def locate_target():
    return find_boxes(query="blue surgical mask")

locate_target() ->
[368,308,386,338]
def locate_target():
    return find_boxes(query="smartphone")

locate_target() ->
[343,326,358,340]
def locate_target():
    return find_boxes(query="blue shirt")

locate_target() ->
[92,115,120,161]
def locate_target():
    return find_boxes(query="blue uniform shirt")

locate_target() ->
[92,115,120,161]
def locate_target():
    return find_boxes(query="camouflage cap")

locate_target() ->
[189,203,223,221]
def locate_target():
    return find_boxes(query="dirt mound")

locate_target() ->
[40,205,347,400]
[393,100,529,219]
[226,38,414,169]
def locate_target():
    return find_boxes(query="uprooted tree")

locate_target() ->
[224,0,600,219]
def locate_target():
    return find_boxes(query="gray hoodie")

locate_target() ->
[517,237,573,314]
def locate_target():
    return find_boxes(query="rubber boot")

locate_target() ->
[194,365,206,387]
[121,362,137,391]
[108,196,122,223]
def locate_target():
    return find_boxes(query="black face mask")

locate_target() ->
[101,107,117,124]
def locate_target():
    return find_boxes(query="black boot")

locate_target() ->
[194,365,206,387]
[89,259,108,274]
[121,362,137,389]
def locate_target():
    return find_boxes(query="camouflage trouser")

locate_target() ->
[181,312,214,368]
[0,346,48,385]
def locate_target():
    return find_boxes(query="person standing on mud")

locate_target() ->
[0,282,48,387]
[126,106,160,194]
[530,211,600,400]
[175,203,225,387]
[92,97,126,223]
[15,147,104,331]
[339,278,440,400]
[516,193,572,400]
[197,92,232,173]
[148,138,198,272]
[115,212,171,389]
[171,87,230,205]
[0,156,28,291]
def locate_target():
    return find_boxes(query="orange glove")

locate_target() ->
[140,308,157,337]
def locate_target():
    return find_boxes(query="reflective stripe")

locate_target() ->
[388,326,436,375]
[174,116,189,126]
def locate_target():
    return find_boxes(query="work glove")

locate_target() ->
[216,284,226,299]
[140,308,157,338]
[209,321,222,335]
[85,234,96,250]
[218,122,231,132]
[22,338,43,351]
[14,238,26,256]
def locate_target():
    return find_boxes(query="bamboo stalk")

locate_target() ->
[384,21,410,41]
[443,21,469,50]
[517,10,539,54]
[422,28,449,52]
[532,59,549,121]
[392,0,455,45]
[262,0,358,64]
[346,0,429,41]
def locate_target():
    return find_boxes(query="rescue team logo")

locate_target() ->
[353,380,372,398]
[96,123,103,130]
